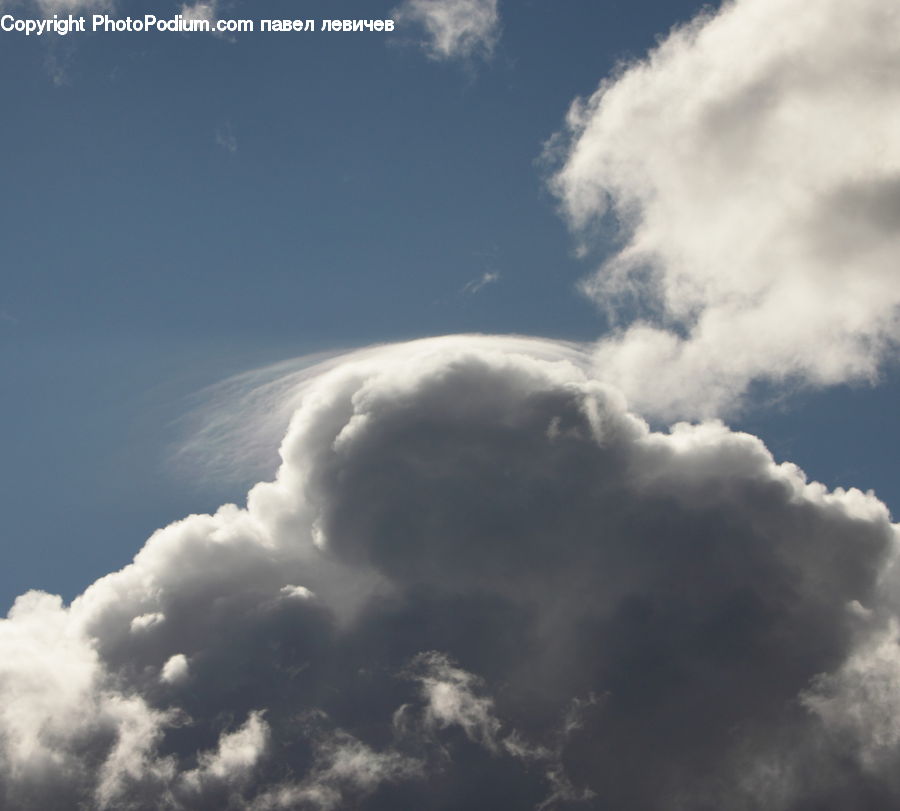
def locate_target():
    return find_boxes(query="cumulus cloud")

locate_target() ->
[4,1,896,807]
[393,0,500,62]
[160,653,190,684]
[1,336,898,809]
[548,0,900,419]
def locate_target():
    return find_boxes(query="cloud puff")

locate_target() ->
[548,0,900,419]
[1,336,898,809]
[160,653,190,684]
[180,1,216,24]
[393,0,500,62]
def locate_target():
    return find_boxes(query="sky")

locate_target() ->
[1,0,899,809]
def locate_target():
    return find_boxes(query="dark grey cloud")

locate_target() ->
[0,336,897,810]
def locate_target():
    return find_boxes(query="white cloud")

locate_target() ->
[0,0,108,14]
[397,650,595,808]
[32,0,110,13]
[252,729,422,811]
[0,591,177,808]
[180,0,216,24]
[803,618,900,768]
[405,651,502,748]
[0,0,111,33]
[130,611,165,632]
[462,270,500,294]
[94,696,177,808]
[393,0,500,62]
[160,653,189,684]
[280,584,314,600]
[549,0,900,419]
[182,711,269,788]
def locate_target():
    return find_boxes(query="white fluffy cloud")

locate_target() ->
[549,0,900,419]
[1,336,898,809]
[160,653,190,684]
[393,0,500,62]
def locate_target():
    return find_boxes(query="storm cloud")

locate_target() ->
[1,336,897,810]
[4,2,899,807]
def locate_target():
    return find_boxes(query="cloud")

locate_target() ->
[0,0,111,15]
[131,611,165,632]
[160,653,190,684]
[403,651,502,748]
[251,727,422,811]
[462,270,500,294]
[32,0,110,13]
[548,0,900,419]
[393,0,500,62]
[182,711,268,790]
[1,336,898,809]
[180,0,216,24]
[215,124,238,154]
[0,0,110,84]
[184,1,237,43]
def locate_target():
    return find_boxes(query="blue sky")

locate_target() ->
[1,0,699,602]
[1,0,897,607]
[2,0,897,608]
[1,2,900,808]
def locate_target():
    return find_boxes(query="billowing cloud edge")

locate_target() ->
[1,335,898,809]
[547,0,900,420]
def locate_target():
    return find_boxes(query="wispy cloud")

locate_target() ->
[393,0,500,62]
[215,123,237,154]
[462,270,500,294]
[32,0,111,13]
